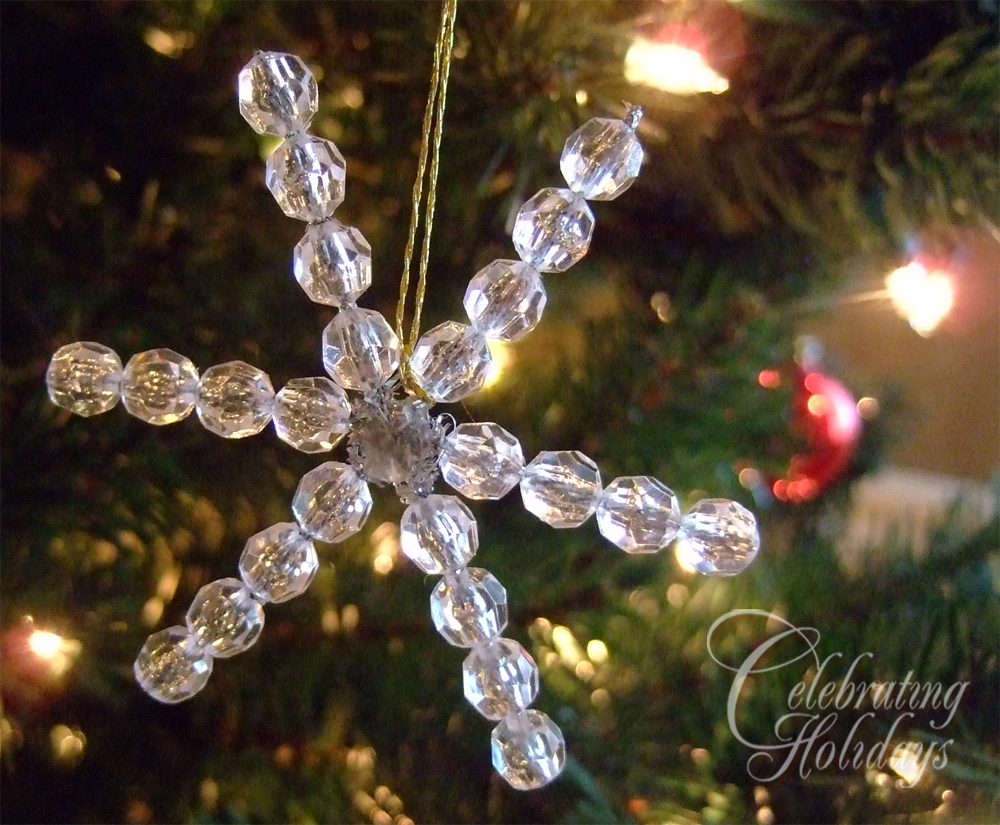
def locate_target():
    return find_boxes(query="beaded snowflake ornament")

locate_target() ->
[45,52,760,790]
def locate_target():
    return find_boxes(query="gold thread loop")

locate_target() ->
[395,0,459,385]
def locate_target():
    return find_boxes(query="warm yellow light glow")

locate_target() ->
[141,597,165,627]
[346,744,376,772]
[886,261,954,336]
[806,393,829,417]
[590,688,611,708]
[625,39,729,95]
[143,28,195,58]
[373,553,395,575]
[338,85,365,110]
[551,625,574,649]
[575,89,589,106]
[321,607,340,634]
[532,617,553,639]
[157,567,181,601]
[574,660,596,681]
[200,778,220,809]
[28,630,63,660]
[483,342,515,389]
[650,291,675,323]
[857,396,880,419]
[889,743,926,785]
[341,604,360,633]
[666,582,689,607]
[370,521,400,575]
[586,639,609,664]
[551,625,585,666]
[28,629,81,677]
[371,521,396,544]
[50,725,86,763]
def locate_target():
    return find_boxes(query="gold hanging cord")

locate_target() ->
[395,0,459,367]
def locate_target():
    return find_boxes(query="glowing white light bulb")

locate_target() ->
[889,742,926,786]
[586,639,609,664]
[28,629,81,677]
[28,630,64,660]
[885,261,954,336]
[624,39,729,95]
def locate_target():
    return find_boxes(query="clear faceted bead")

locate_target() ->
[196,361,275,438]
[293,220,372,307]
[439,422,524,500]
[239,522,319,603]
[520,450,602,528]
[347,391,445,502]
[463,638,539,721]
[400,494,478,575]
[464,259,546,343]
[121,348,199,425]
[186,578,264,659]
[46,341,122,417]
[491,709,566,790]
[265,134,346,222]
[560,115,644,201]
[292,461,373,543]
[273,377,351,453]
[511,188,594,273]
[430,567,508,648]
[322,307,401,392]
[408,321,491,403]
[134,625,213,704]
[676,498,760,576]
[238,52,318,137]
[597,476,681,554]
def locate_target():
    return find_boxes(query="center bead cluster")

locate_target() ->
[346,386,447,502]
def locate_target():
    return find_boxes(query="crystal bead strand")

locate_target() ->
[596,475,682,554]
[195,360,275,438]
[520,450,603,528]
[397,492,566,789]
[122,348,199,425]
[436,425,757,574]
[45,343,284,440]
[675,498,760,575]
[135,460,371,703]
[595,475,758,573]
[408,108,644,403]
[136,574,265,703]
[272,377,352,453]
[46,342,124,418]
[238,53,401,401]
[438,422,525,500]
[242,51,343,224]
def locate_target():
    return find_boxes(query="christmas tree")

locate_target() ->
[1,1,997,823]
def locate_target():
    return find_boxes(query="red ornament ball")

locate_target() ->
[758,364,862,503]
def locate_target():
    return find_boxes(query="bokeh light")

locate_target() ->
[886,261,955,336]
